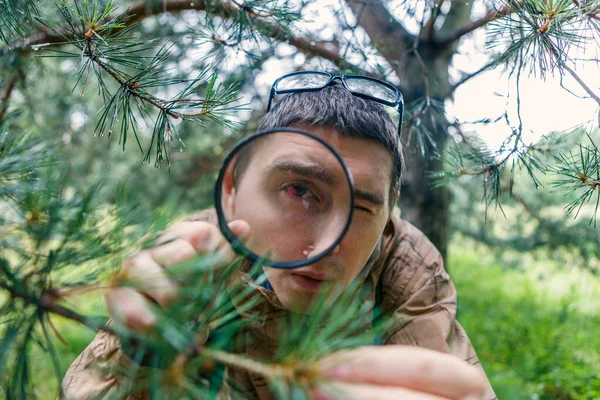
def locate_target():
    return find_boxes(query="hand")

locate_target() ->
[105,219,249,332]
[316,345,488,400]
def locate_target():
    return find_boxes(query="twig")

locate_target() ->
[443,58,496,98]
[0,281,117,335]
[436,3,512,46]
[0,75,17,122]
[14,0,364,75]
[88,48,212,120]
[561,62,600,126]
[424,0,445,41]
[0,278,324,386]
[401,20,430,147]
[340,0,367,59]
[543,35,600,126]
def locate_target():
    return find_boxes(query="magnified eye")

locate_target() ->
[287,184,309,198]
[281,181,321,212]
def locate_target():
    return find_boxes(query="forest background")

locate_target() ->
[1,0,600,399]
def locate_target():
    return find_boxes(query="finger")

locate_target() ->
[166,222,227,254]
[320,346,487,399]
[154,221,220,248]
[150,238,197,268]
[214,220,251,261]
[106,287,156,332]
[155,221,200,244]
[227,220,250,240]
[314,382,450,400]
[120,252,177,306]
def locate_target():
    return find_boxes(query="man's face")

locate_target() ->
[222,125,393,313]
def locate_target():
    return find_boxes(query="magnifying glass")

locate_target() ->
[214,127,355,269]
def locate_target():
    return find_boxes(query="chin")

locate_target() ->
[280,294,318,315]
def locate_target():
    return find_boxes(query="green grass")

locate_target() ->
[11,246,600,399]
[450,247,600,400]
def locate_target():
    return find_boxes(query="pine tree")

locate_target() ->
[1,0,599,398]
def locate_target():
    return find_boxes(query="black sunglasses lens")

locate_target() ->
[345,77,399,104]
[275,73,330,91]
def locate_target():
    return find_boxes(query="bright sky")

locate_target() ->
[448,20,600,150]
[250,1,600,151]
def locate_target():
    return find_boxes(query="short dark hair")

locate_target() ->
[258,84,403,209]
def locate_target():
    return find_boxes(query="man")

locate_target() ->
[61,74,496,399]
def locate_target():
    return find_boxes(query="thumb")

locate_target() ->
[227,220,250,240]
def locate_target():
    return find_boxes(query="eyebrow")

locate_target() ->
[268,157,385,207]
[355,189,385,208]
[269,159,340,186]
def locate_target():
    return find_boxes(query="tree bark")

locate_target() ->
[399,135,451,261]
[343,0,467,261]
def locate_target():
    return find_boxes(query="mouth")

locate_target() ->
[290,272,327,291]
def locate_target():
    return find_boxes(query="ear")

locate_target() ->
[384,196,399,237]
[221,166,237,218]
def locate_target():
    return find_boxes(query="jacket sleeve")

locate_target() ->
[59,328,148,400]
[379,220,497,400]
[60,210,220,400]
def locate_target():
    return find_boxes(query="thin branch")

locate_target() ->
[424,0,445,41]
[541,33,600,126]
[86,44,211,120]
[561,62,600,126]
[15,0,360,73]
[0,281,117,335]
[437,3,512,46]
[340,0,367,59]
[345,0,414,69]
[1,278,323,389]
[402,32,431,146]
[444,58,496,98]
[0,75,17,122]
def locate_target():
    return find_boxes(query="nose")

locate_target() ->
[304,213,345,259]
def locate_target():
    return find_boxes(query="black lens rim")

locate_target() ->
[343,75,401,105]
[214,127,356,269]
[272,71,402,105]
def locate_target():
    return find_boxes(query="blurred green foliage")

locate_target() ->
[16,244,600,399]
[451,247,600,400]
[2,1,599,397]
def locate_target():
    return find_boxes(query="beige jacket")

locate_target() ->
[60,209,496,399]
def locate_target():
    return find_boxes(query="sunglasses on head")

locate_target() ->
[267,71,404,135]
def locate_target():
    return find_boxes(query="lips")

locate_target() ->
[291,269,327,281]
[290,273,325,291]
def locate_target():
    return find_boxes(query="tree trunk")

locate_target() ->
[399,140,451,262]
[344,0,474,263]
[397,47,453,262]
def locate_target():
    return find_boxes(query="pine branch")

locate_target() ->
[552,134,600,226]
[428,124,570,221]
[4,0,386,168]
[452,177,600,264]
[0,273,310,387]
[338,0,367,59]
[13,0,359,72]
[0,279,117,335]
[484,0,600,127]
[0,0,40,44]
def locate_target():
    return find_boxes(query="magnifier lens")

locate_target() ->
[217,129,353,268]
